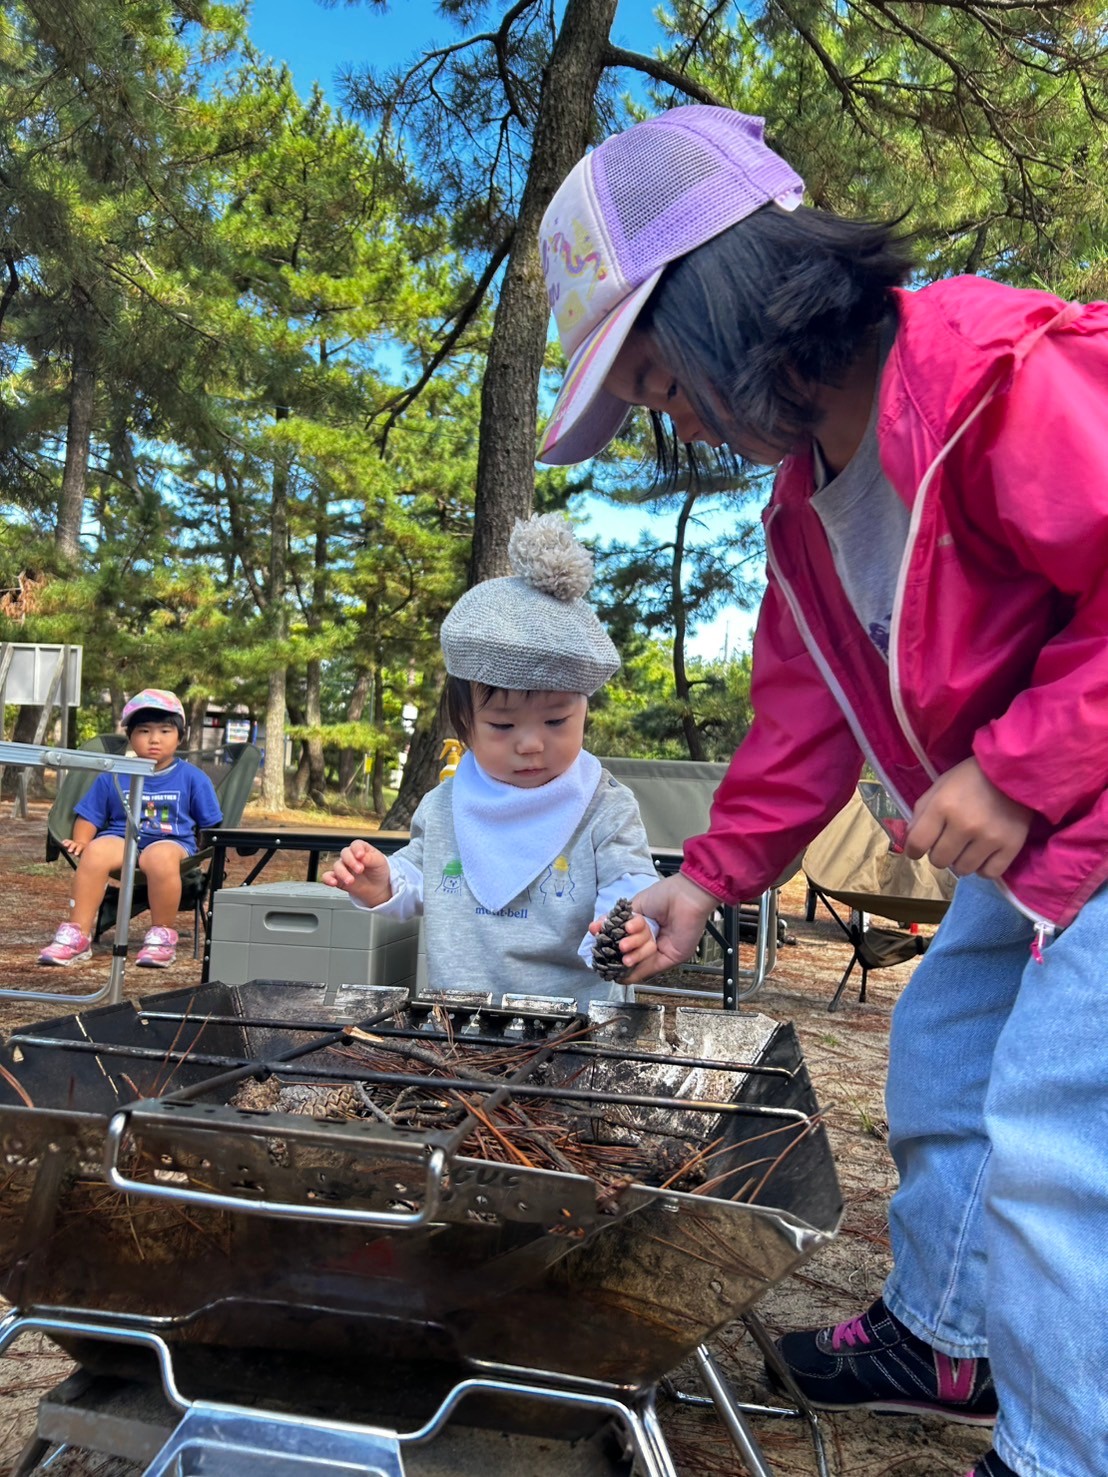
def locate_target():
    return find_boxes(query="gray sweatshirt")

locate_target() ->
[369,767,660,1005]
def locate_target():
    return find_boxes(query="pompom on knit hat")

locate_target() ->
[441,514,620,696]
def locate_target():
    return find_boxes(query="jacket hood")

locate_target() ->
[882,276,1073,450]
[771,276,1075,513]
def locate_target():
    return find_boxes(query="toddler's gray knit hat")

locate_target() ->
[441,514,620,695]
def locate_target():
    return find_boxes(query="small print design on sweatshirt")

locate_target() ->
[436,859,465,893]
[537,856,576,903]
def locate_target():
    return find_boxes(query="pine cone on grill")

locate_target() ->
[592,897,634,981]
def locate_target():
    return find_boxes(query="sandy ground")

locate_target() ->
[0,803,986,1475]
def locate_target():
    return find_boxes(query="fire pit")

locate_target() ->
[0,981,841,1474]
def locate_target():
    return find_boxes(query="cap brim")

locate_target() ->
[537,268,663,466]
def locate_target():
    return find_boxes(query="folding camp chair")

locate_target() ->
[802,787,954,1011]
[47,738,261,956]
[45,734,128,862]
[598,756,793,1006]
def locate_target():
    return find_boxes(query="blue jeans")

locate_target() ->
[884,874,1108,1477]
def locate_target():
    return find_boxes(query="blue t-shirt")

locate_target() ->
[74,759,223,856]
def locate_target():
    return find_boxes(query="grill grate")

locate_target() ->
[0,980,842,1396]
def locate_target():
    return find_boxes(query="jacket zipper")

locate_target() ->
[888,299,1081,950]
[766,413,1057,956]
[885,380,1056,948]
[764,508,910,817]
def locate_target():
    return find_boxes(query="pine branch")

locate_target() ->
[372,233,512,452]
[600,45,723,106]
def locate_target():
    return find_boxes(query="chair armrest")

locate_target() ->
[46,829,77,868]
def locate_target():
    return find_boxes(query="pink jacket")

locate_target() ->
[682,276,1108,930]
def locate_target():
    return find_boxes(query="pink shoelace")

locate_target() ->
[830,1314,872,1351]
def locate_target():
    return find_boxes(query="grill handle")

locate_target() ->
[103,1109,448,1228]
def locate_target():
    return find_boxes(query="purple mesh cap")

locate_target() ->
[536,107,804,466]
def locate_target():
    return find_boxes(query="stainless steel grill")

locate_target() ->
[0,981,842,1474]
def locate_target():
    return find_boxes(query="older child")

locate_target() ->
[39,688,222,969]
[537,106,1108,1477]
[324,514,659,1004]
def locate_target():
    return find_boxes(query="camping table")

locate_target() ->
[200,822,773,1008]
[201,825,409,982]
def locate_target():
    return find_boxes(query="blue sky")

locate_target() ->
[247,0,670,99]
[244,1,761,661]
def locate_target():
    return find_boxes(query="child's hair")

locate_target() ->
[444,676,483,745]
[638,202,915,476]
[444,678,497,744]
[125,707,184,737]
[444,678,583,744]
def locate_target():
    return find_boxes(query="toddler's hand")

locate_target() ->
[62,838,86,858]
[905,757,1033,879]
[620,874,718,981]
[322,839,393,908]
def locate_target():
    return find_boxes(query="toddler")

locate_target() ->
[325,514,659,1004]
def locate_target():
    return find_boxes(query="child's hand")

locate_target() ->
[609,874,718,980]
[905,757,1033,879]
[589,907,659,975]
[62,838,86,859]
[616,910,657,973]
[322,840,393,908]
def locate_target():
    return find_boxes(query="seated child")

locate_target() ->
[38,688,223,969]
[324,514,660,1004]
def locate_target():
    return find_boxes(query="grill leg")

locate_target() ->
[741,1312,832,1477]
[694,1345,776,1477]
[9,1435,53,1475]
[630,1389,680,1477]
[665,1320,831,1477]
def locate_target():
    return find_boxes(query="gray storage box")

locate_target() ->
[208,882,419,990]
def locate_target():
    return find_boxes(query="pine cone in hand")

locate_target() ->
[592,897,634,981]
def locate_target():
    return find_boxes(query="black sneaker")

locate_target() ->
[771,1297,997,1424]
[969,1453,1022,1477]
[966,1454,1018,1477]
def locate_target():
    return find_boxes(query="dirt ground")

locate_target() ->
[0,802,985,1476]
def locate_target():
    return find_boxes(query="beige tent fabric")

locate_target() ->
[803,789,954,926]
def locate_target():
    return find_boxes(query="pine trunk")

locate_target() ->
[261,408,290,811]
[385,0,618,825]
[672,491,704,759]
[370,666,385,814]
[469,0,618,582]
[381,668,443,829]
[338,667,370,792]
[56,346,95,562]
[305,655,326,805]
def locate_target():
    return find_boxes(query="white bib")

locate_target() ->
[451,749,601,912]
